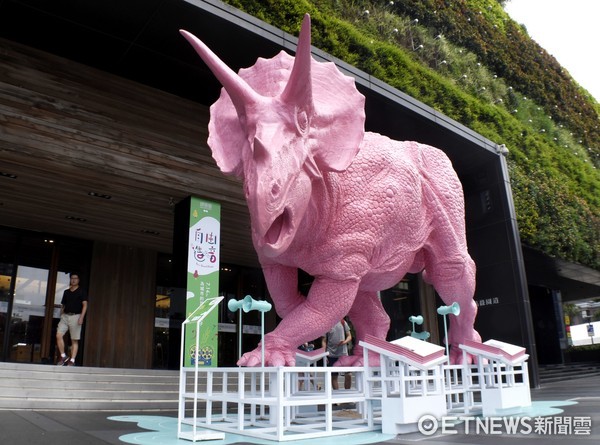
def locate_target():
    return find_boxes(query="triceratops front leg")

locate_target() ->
[341,290,391,367]
[238,268,360,366]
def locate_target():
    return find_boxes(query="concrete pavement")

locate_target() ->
[1,374,597,444]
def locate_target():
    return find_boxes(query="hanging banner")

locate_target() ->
[184,197,220,367]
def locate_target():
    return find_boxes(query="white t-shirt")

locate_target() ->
[325,321,350,357]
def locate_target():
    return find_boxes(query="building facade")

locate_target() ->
[2,0,599,385]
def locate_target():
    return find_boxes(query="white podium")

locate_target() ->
[360,335,447,434]
[459,339,531,416]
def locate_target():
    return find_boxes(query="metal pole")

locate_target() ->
[443,314,450,359]
[261,311,265,367]
[238,310,242,362]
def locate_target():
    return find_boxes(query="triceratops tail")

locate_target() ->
[180,29,261,116]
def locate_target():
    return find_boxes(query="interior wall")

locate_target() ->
[84,242,157,368]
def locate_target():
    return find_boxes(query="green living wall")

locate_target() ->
[223,0,600,269]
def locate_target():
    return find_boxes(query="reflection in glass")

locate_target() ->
[154,286,172,368]
[9,266,49,362]
[54,272,71,318]
[0,264,14,359]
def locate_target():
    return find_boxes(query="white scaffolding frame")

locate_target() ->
[177,330,531,441]
[178,366,378,441]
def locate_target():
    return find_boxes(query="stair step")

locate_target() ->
[540,372,600,384]
[538,361,600,384]
[0,361,177,375]
[0,387,178,400]
[0,379,179,391]
[0,398,180,411]
[0,362,181,411]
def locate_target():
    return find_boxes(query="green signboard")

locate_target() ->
[184,197,220,367]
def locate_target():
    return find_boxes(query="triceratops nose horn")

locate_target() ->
[281,14,313,104]
[180,29,261,114]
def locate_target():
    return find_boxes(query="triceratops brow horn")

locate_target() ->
[180,29,262,115]
[280,14,313,104]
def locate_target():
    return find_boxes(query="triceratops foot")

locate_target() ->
[448,328,482,364]
[334,351,380,367]
[237,336,296,367]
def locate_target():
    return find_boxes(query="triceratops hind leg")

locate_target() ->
[422,251,481,363]
[416,144,481,363]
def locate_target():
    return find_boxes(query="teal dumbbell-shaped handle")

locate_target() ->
[408,315,424,325]
[228,295,272,313]
[437,302,460,316]
[242,294,272,313]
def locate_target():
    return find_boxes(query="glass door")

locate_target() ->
[45,269,70,362]
[0,229,92,364]
[9,265,49,362]
[0,230,18,360]
[7,236,54,363]
[0,266,10,359]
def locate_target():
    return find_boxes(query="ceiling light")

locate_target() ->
[0,172,17,179]
[65,215,87,222]
[88,191,112,199]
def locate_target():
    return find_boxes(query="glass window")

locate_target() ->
[13,266,48,317]
[0,270,11,359]
[53,272,71,318]
[153,286,172,368]
[9,265,49,363]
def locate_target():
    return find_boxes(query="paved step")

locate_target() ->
[538,362,600,383]
[0,362,180,411]
[0,398,181,411]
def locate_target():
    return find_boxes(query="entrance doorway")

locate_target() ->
[0,228,91,364]
[529,285,563,365]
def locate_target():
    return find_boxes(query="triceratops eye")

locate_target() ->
[295,109,309,134]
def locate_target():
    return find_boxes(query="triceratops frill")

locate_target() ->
[181,14,481,366]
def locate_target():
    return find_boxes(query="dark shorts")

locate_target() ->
[328,356,350,375]
[327,356,340,367]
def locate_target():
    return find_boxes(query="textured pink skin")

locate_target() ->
[252,135,481,367]
[181,15,480,367]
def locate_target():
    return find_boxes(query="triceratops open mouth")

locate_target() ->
[264,208,291,247]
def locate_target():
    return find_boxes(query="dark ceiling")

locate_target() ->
[0,0,281,106]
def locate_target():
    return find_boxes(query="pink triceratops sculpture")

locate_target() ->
[181,14,481,366]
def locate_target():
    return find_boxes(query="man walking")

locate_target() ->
[56,273,88,366]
